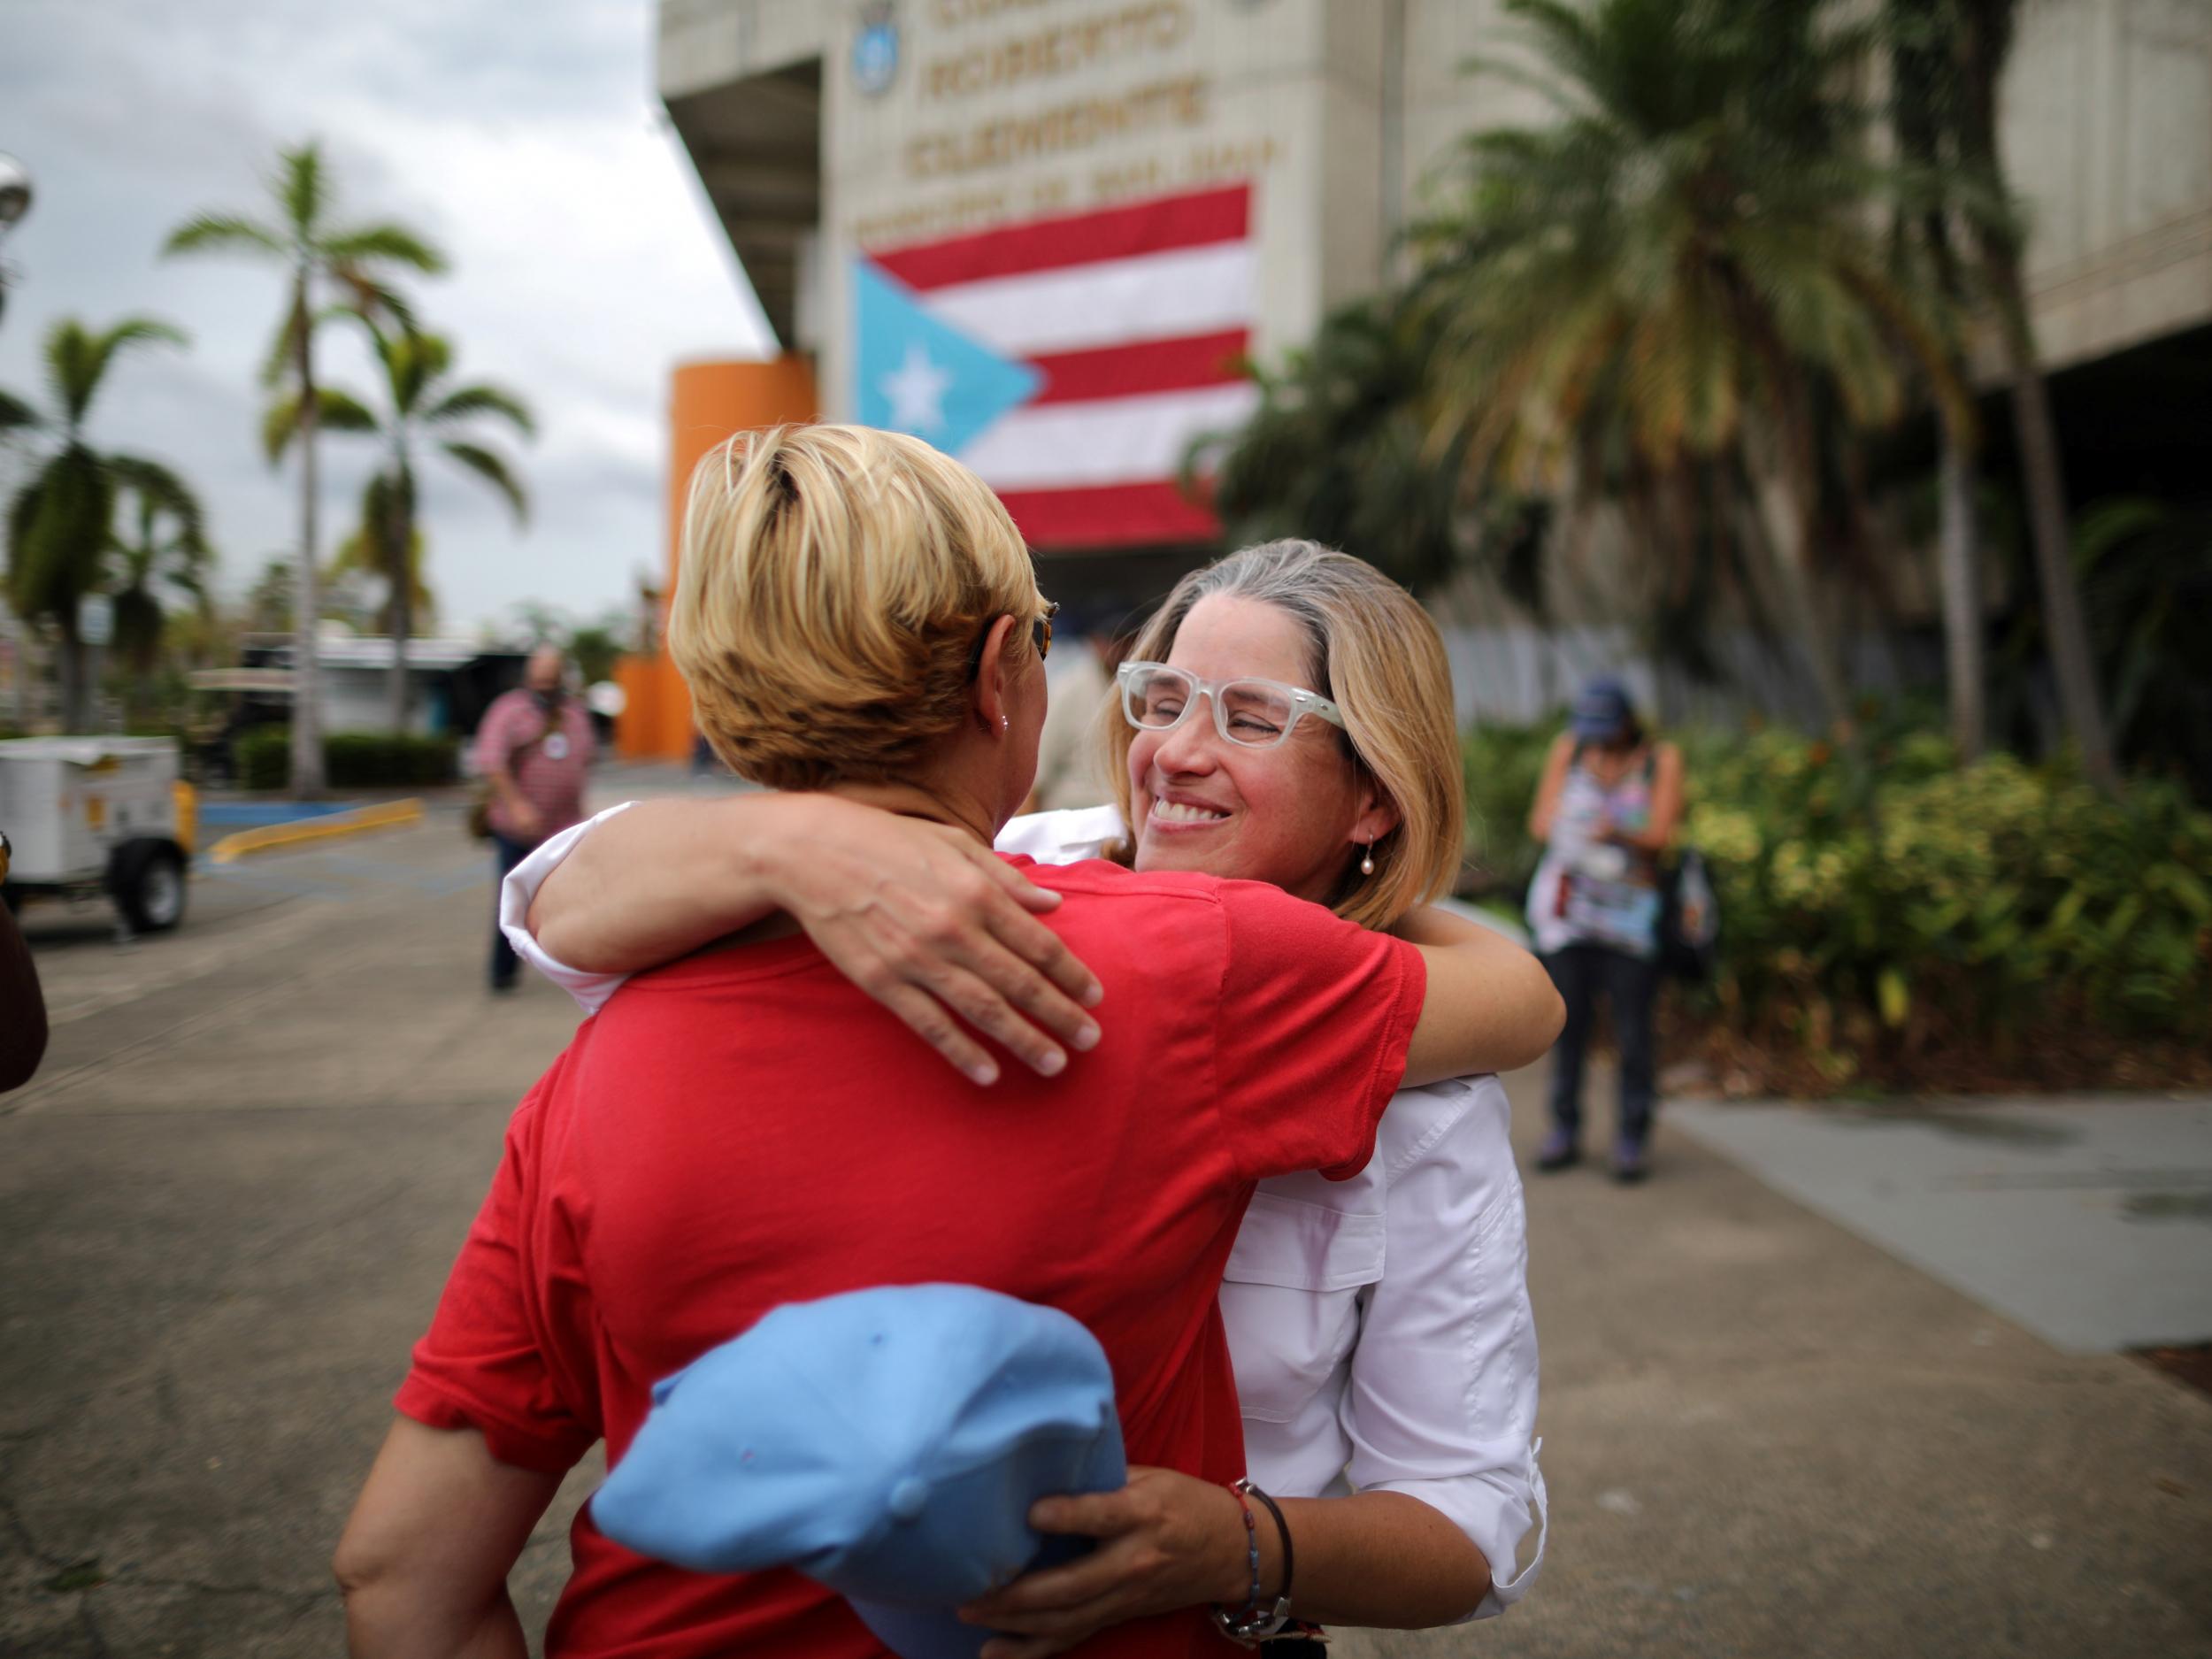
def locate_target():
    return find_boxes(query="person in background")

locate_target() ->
[1524,676,1684,1182]
[1023,615,1121,813]
[1,832,48,1093]
[476,645,594,993]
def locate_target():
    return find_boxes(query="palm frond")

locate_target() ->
[43,316,188,428]
[0,387,38,433]
[105,455,206,542]
[329,270,421,334]
[439,441,529,525]
[388,331,452,415]
[163,212,287,259]
[277,141,329,240]
[322,223,448,275]
[258,296,309,390]
[262,386,380,463]
[426,383,536,438]
[5,446,113,622]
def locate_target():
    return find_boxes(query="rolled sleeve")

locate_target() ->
[1344,1076,1546,1619]
[499,802,637,1015]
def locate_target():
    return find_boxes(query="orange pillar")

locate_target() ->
[617,355,821,760]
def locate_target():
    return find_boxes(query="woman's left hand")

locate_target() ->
[959,1466,1248,1658]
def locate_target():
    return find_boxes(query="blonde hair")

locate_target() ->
[670,424,1041,790]
[1103,540,1464,931]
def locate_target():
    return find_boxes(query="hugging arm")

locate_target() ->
[522,795,1103,1084]
[1401,906,1565,1084]
[963,1476,1488,1657]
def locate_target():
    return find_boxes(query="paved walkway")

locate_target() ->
[4,780,2209,1656]
[1334,1083,2212,1659]
[1670,1094,2212,1353]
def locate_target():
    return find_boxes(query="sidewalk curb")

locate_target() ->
[205,798,426,864]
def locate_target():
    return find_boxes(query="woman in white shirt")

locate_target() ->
[509,541,1548,1653]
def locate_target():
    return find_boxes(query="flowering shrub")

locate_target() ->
[1463,719,2212,1088]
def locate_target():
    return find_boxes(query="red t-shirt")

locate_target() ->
[397,858,1425,1658]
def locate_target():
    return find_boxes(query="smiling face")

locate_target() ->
[1125,594,1394,905]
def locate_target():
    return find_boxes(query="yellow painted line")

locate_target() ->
[206,798,426,864]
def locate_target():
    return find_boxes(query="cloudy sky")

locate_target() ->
[1,0,776,637]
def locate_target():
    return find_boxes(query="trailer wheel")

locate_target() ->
[110,839,188,933]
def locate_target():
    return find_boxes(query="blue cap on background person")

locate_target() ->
[591,1283,1126,1659]
[1570,676,1636,742]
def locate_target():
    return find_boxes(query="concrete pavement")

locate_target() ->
[1668,1095,2212,1354]
[1335,1094,2212,1659]
[4,774,2209,1656]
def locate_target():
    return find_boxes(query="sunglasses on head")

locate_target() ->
[969,601,1059,679]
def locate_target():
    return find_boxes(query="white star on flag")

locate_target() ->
[879,342,953,434]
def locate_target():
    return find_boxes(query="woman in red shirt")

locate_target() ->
[334,426,1559,1659]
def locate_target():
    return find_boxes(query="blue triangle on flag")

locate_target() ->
[853,256,1041,457]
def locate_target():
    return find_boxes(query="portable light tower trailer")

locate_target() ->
[0,737,190,933]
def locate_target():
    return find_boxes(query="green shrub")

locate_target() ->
[1683,733,2212,1059]
[1461,723,1555,897]
[324,733,459,788]
[1463,716,2212,1085]
[231,728,458,791]
[235,726,291,790]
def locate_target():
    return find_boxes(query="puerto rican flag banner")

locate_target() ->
[853,182,1259,548]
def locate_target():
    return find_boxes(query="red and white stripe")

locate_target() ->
[866,183,1259,549]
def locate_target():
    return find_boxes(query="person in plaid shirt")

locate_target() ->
[476,645,595,992]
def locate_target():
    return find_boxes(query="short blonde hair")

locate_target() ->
[1103,541,1464,931]
[671,424,1042,790]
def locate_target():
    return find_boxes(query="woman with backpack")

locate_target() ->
[1525,676,1686,1183]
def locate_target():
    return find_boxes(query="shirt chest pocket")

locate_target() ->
[1221,1193,1386,1425]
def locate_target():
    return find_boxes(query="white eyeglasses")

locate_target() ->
[1117,661,1348,750]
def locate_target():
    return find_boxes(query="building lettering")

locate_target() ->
[906,75,1209,178]
[924,3,1192,101]
[930,0,1066,29]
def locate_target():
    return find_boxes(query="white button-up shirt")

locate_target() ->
[501,803,1546,1619]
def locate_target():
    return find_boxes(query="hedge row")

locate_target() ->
[234,728,459,791]
[1463,718,2212,1083]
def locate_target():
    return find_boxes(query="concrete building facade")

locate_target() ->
[632,0,2211,743]
[661,0,2212,389]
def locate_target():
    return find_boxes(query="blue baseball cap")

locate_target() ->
[591,1284,1126,1659]
[1570,676,1636,741]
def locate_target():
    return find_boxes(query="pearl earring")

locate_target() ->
[1001,714,1010,732]
[1360,841,1376,877]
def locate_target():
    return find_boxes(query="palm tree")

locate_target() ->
[1409,0,1970,733]
[1197,294,1476,597]
[4,316,188,730]
[267,320,531,729]
[1943,0,2115,790]
[329,487,434,633]
[1888,0,1988,762]
[107,459,214,722]
[165,140,445,795]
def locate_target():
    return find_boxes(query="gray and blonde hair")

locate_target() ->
[1103,540,1463,931]
[671,424,1042,790]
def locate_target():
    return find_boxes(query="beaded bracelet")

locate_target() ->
[1212,1479,1294,1643]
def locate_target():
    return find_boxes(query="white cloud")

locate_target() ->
[0,0,777,634]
